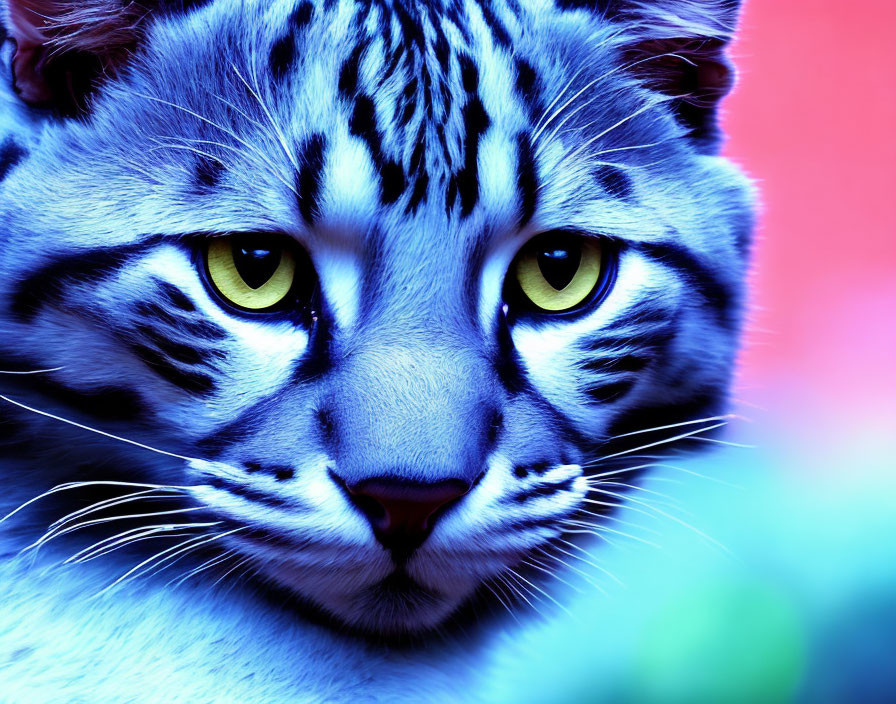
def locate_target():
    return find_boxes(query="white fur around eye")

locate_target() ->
[135,246,311,387]
[511,252,676,422]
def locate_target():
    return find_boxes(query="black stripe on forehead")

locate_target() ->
[514,58,541,121]
[516,133,538,227]
[269,1,316,81]
[393,0,426,51]
[405,121,429,214]
[471,0,511,48]
[348,94,406,205]
[296,134,327,224]
[11,238,163,322]
[338,42,368,97]
[0,138,27,183]
[446,55,491,217]
[594,165,633,201]
[192,153,225,193]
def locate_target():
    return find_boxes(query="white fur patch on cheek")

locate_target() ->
[142,246,309,361]
[115,247,311,418]
[510,251,655,424]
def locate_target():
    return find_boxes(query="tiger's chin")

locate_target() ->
[257,555,479,635]
[347,571,463,634]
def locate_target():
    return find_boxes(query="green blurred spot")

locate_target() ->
[630,581,806,704]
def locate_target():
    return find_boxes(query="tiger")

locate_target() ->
[0,0,752,700]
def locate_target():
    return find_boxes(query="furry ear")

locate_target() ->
[1,0,149,115]
[613,0,743,151]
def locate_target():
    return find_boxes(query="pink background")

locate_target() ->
[725,0,896,422]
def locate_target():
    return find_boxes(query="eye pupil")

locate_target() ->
[232,239,283,290]
[537,245,581,291]
[509,231,611,315]
[204,234,307,314]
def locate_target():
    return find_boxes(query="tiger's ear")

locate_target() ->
[2,0,148,115]
[611,0,744,152]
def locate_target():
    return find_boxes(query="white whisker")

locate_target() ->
[688,436,756,449]
[167,548,240,588]
[541,99,669,177]
[501,570,541,614]
[481,580,521,624]
[67,524,213,565]
[509,568,573,617]
[552,539,624,586]
[534,49,697,150]
[587,421,728,465]
[230,64,299,171]
[575,507,663,536]
[0,367,64,375]
[591,487,729,553]
[590,482,690,514]
[0,394,199,461]
[531,24,631,137]
[561,520,660,548]
[94,526,247,597]
[0,481,189,526]
[608,414,734,439]
[533,546,608,595]
[488,575,525,615]
[23,507,209,555]
[522,556,585,595]
[211,554,255,590]
[585,462,658,481]
[49,489,174,530]
[126,87,295,192]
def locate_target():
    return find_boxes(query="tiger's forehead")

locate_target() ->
[245,0,537,231]
[15,0,646,256]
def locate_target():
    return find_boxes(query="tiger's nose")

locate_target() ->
[341,476,472,558]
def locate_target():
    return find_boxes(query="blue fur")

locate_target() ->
[0,0,753,699]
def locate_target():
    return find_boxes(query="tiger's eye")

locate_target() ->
[511,232,605,313]
[205,235,298,311]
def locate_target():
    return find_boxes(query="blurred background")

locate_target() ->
[481,1,896,701]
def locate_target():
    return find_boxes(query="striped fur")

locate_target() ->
[0,0,753,655]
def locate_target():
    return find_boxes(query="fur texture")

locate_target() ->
[0,0,753,699]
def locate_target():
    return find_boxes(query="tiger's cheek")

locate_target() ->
[510,254,681,436]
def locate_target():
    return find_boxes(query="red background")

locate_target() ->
[724,0,895,411]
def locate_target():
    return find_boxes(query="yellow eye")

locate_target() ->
[205,235,299,311]
[512,233,606,313]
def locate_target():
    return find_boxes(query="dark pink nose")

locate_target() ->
[345,477,472,557]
